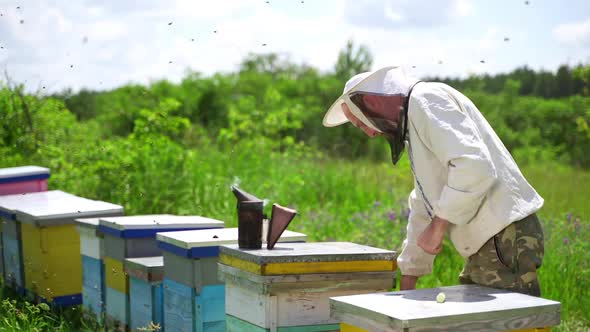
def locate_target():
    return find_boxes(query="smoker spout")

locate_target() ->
[267,203,297,249]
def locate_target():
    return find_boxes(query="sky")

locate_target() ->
[0,0,589,93]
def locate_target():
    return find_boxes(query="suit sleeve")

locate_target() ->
[397,189,437,276]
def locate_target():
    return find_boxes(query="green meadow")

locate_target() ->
[1,53,589,330]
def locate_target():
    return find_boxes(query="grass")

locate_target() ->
[1,143,589,331]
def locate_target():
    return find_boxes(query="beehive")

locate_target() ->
[11,190,123,306]
[157,227,307,332]
[218,242,397,331]
[124,256,164,331]
[0,200,23,294]
[330,284,561,332]
[0,166,50,287]
[75,218,105,320]
[0,166,49,196]
[98,215,224,329]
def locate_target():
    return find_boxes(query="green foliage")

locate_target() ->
[1,50,590,330]
[432,63,588,98]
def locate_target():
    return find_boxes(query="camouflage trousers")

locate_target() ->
[459,213,544,297]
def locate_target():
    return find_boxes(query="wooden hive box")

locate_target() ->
[98,215,224,329]
[330,284,561,332]
[1,190,69,295]
[124,256,164,331]
[218,242,397,332]
[157,227,307,332]
[75,218,106,321]
[0,166,49,196]
[0,166,50,288]
[11,190,123,307]
[0,195,23,294]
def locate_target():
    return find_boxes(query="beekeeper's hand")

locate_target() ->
[417,216,449,255]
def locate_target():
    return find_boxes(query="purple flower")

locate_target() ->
[566,213,572,223]
[563,237,570,245]
[373,201,381,208]
[388,212,397,222]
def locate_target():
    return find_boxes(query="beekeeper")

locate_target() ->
[322,66,545,296]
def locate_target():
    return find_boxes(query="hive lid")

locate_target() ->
[329,285,561,330]
[74,217,100,229]
[124,256,164,282]
[157,227,306,258]
[219,242,396,265]
[9,190,123,225]
[99,214,225,238]
[124,256,164,270]
[0,166,50,183]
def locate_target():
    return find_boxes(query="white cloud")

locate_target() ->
[345,0,474,28]
[88,21,127,42]
[553,17,590,46]
[452,0,474,18]
[478,27,498,51]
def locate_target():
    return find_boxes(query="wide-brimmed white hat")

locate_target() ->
[322,66,418,131]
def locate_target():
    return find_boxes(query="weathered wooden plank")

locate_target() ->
[105,286,129,326]
[82,284,103,320]
[225,282,272,328]
[226,314,341,332]
[21,222,82,302]
[218,263,395,294]
[226,280,389,329]
[81,255,103,291]
[163,252,220,291]
[104,256,128,294]
[129,275,163,331]
[2,231,23,289]
[330,285,561,331]
[219,254,395,275]
[124,256,164,282]
[75,218,102,259]
[195,285,226,329]
[163,278,195,332]
[227,314,267,332]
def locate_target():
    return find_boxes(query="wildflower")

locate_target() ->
[388,212,397,222]
[563,237,570,245]
[566,213,572,223]
[373,201,381,208]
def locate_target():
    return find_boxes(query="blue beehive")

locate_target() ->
[75,218,105,321]
[124,256,164,331]
[157,227,307,332]
[0,200,24,294]
[98,215,225,330]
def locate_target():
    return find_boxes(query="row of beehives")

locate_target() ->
[0,165,401,332]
